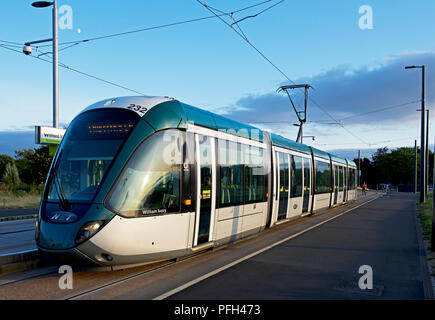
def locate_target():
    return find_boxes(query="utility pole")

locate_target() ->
[432,135,435,251]
[25,1,59,128]
[427,111,430,193]
[421,66,426,203]
[415,140,418,193]
[358,150,361,187]
[405,65,426,203]
[52,0,59,128]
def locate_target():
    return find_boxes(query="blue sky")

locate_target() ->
[0,0,434,159]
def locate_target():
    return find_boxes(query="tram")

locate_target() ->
[36,96,357,269]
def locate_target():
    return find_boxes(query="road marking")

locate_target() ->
[153,195,380,300]
[0,228,35,236]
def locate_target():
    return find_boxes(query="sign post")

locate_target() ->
[35,126,66,156]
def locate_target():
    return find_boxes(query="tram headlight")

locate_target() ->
[75,220,106,245]
[35,220,40,242]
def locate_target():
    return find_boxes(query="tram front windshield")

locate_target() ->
[45,108,140,203]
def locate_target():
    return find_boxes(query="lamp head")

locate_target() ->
[31,1,53,8]
[22,45,32,55]
[405,65,423,69]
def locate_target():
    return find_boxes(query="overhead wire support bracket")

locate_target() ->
[277,84,312,143]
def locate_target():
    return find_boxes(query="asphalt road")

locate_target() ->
[0,219,36,256]
[167,192,429,299]
[0,192,431,300]
[0,208,38,219]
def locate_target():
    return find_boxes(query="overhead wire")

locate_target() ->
[247,99,421,124]
[0,1,286,98]
[2,2,416,148]
[0,39,22,46]
[336,100,421,122]
[314,136,421,147]
[23,0,277,49]
[196,0,373,147]
[0,44,148,96]
[230,0,285,26]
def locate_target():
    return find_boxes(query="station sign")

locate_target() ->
[35,126,66,145]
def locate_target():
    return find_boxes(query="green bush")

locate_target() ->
[2,162,21,190]
[417,192,433,243]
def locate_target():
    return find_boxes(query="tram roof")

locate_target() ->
[308,147,330,161]
[347,159,357,168]
[330,154,348,165]
[80,96,265,142]
[80,96,358,164]
[269,133,311,155]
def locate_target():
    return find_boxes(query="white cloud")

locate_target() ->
[219,51,434,126]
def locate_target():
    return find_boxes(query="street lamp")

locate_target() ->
[426,109,429,195]
[405,65,426,203]
[25,1,58,128]
[32,1,54,7]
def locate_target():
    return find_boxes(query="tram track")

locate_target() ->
[66,259,182,300]
[0,236,218,298]
[0,266,58,287]
[0,193,380,299]
[66,194,381,300]
[0,229,34,236]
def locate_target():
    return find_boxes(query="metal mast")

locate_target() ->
[278,84,312,143]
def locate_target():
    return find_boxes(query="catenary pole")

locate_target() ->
[432,135,435,251]
[421,66,426,203]
[358,150,361,187]
[415,140,418,193]
[52,0,59,128]
[426,110,429,194]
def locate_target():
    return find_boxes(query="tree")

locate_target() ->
[0,154,15,178]
[2,162,20,189]
[372,147,389,165]
[354,146,433,189]
[353,157,376,189]
[14,145,53,185]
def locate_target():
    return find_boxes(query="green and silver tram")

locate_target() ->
[36,96,357,269]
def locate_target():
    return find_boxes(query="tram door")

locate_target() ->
[343,167,349,202]
[277,152,289,221]
[194,134,216,246]
[302,158,311,213]
[333,165,339,205]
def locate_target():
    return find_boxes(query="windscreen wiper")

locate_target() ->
[50,150,71,211]
[53,169,71,211]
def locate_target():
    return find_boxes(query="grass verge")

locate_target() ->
[0,191,41,209]
[417,191,433,242]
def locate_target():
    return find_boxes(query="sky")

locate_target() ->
[0,0,434,159]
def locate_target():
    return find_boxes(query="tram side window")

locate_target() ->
[218,139,243,206]
[290,155,303,197]
[354,169,357,189]
[349,169,356,189]
[315,160,331,194]
[339,166,344,191]
[244,145,266,203]
[106,130,183,218]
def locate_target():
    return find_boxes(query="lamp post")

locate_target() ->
[406,65,426,203]
[432,135,435,251]
[426,109,429,195]
[415,140,418,193]
[30,1,58,129]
